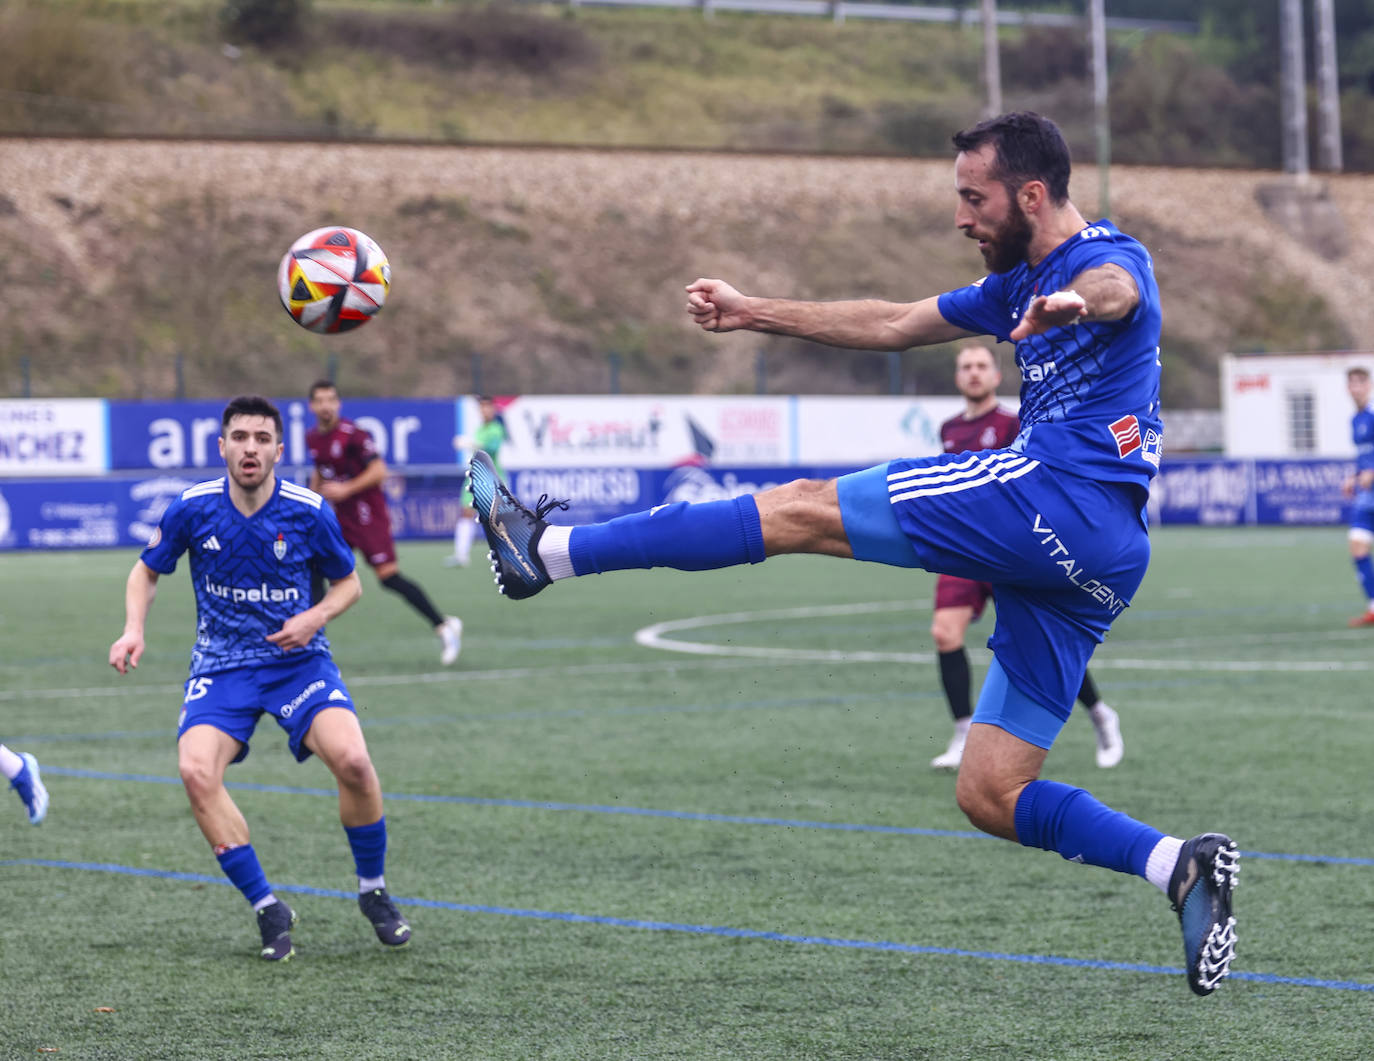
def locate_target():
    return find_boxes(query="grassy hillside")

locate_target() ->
[1,1,1371,405]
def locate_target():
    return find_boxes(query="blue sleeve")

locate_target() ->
[312,503,357,581]
[139,496,190,574]
[1063,230,1158,324]
[937,273,1015,342]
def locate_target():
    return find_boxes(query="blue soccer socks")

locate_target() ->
[1014,779,1164,879]
[1354,554,1374,601]
[345,817,388,882]
[217,844,274,906]
[567,496,766,576]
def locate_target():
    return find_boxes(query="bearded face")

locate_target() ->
[978,191,1034,274]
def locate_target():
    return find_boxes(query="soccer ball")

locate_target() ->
[277,226,390,334]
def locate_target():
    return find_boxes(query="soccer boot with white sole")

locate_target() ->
[466,450,567,600]
[1091,704,1124,769]
[930,730,966,770]
[438,616,464,666]
[11,752,48,825]
[257,900,297,962]
[359,887,412,947]
[1168,833,1239,996]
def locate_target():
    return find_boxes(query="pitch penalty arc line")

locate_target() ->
[2,858,1369,995]
[38,767,1374,868]
[633,603,1374,672]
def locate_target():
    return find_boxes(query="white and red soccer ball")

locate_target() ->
[277,226,390,334]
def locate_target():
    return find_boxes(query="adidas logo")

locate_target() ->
[328,688,347,701]
[201,536,222,551]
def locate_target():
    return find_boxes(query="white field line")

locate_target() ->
[634,602,1374,673]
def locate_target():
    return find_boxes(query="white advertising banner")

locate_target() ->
[793,396,974,464]
[500,395,793,469]
[497,394,1025,469]
[0,399,108,477]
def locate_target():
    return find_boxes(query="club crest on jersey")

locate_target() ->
[1108,414,1142,458]
[274,532,288,560]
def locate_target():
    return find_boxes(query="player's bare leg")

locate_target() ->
[305,709,410,947]
[179,725,296,960]
[752,479,853,557]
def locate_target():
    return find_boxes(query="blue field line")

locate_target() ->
[2,857,1371,994]
[38,766,1374,865]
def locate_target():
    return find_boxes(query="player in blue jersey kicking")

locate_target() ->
[1342,366,1374,627]
[108,395,411,962]
[468,112,1238,996]
[0,742,48,825]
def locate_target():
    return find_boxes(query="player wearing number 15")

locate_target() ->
[108,395,411,961]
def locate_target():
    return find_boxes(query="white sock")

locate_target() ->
[252,894,279,912]
[1144,835,1184,893]
[0,744,23,780]
[454,517,477,563]
[538,525,575,581]
[953,717,972,738]
[358,874,386,894]
[1087,701,1110,723]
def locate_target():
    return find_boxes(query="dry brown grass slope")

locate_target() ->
[1,138,1369,405]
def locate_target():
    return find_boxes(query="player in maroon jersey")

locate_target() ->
[927,346,1123,769]
[307,380,464,666]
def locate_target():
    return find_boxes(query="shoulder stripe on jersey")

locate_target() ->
[181,478,226,500]
[280,482,324,509]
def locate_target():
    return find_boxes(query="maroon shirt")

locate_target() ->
[305,418,389,525]
[940,405,1019,454]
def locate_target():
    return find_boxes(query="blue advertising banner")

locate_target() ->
[107,398,459,471]
[0,474,203,550]
[1252,459,1352,526]
[0,458,1359,551]
[1149,458,1252,525]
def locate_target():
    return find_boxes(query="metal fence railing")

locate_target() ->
[553,0,1196,33]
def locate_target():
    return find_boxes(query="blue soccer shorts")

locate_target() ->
[177,654,356,764]
[836,449,1151,745]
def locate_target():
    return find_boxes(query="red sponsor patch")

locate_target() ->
[1109,414,1142,458]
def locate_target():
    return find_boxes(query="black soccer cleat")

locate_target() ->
[1168,833,1239,996]
[257,900,297,962]
[359,888,412,947]
[466,450,567,600]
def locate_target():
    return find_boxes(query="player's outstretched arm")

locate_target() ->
[267,570,363,651]
[686,279,971,351]
[109,561,159,674]
[1009,263,1140,341]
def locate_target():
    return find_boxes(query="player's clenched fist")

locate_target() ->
[686,278,749,333]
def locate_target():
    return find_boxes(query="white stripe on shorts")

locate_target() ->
[887,453,1040,503]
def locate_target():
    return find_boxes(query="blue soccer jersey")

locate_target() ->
[1352,403,1374,515]
[140,477,356,677]
[936,220,1163,489]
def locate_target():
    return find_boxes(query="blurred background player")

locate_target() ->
[1342,366,1374,627]
[447,395,508,568]
[0,742,48,825]
[929,345,1123,770]
[108,395,411,961]
[307,380,464,665]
